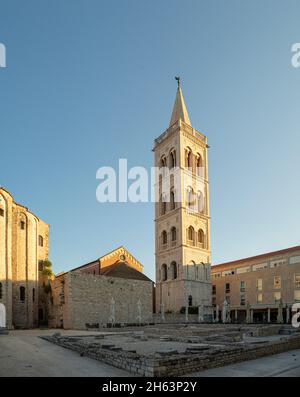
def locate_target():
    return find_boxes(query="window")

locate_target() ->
[196,154,203,177]
[294,290,300,302]
[257,278,263,291]
[236,266,250,274]
[257,293,263,303]
[225,283,230,293]
[170,190,176,210]
[212,285,216,295]
[161,264,167,281]
[20,286,25,302]
[161,230,167,245]
[38,260,44,271]
[0,208,4,217]
[185,148,193,169]
[240,281,245,292]
[32,288,35,303]
[187,226,195,244]
[20,221,25,230]
[186,187,195,209]
[188,295,193,306]
[0,282,2,299]
[270,259,286,268]
[169,150,176,168]
[160,194,167,215]
[198,229,205,248]
[295,274,300,288]
[222,270,234,277]
[38,235,44,247]
[240,295,246,306]
[171,262,177,279]
[274,276,281,289]
[252,262,268,271]
[197,191,205,213]
[171,227,176,242]
[274,291,281,303]
[290,256,300,265]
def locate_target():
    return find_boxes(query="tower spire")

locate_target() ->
[169,77,191,127]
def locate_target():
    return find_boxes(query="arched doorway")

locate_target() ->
[0,303,6,328]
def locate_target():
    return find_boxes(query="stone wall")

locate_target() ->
[49,272,153,329]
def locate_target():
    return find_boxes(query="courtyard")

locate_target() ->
[1,324,300,377]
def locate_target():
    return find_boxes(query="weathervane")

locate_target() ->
[175,76,181,88]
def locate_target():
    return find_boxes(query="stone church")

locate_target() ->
[0,187,49,329]
[154,81,212,315]
[48,247,154,329]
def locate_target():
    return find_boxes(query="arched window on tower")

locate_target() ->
[171,261,177,279]
[186,187,195,210]
[185,148,193,170]
[196,153,203,177]
[187,226,195,245]
[170,189,176,210]
[161,264,168,281]
[169,149,176,168]
[161,230,167,247]
[160,194,167,215]
[171,227,177,242]
[20,286,25,302]
[198,229,205,248]
[197,191,205,213]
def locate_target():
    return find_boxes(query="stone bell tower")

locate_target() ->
[154,79,212,315]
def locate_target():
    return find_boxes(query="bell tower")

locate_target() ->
[154,79,212,314]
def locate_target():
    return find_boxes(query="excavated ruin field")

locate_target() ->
[41,323,300,376]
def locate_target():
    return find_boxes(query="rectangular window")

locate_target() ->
[225,283,230,293]
[236,266,250,274]
[0,208,4,217]
[240,295,246,306]
[240,281,245,292]
[20,221,25,230]
[257,278,263,291]
[212,285,216,295]
[274,291,281,302]
[295,274,300,288]
[252,262,268,271]
[294,290,300,302]
[222,270,234,277]
[257,293,263,303]
[290,256,300,265]
[270,259,286,268]
[274,276,281,289]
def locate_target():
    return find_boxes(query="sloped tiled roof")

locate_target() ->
[100,262,153,282]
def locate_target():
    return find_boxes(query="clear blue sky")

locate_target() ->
[1,0,300,280]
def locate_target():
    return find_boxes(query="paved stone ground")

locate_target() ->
[0,329,132,377]
[187,348,300,377]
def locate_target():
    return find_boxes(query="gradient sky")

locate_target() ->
[0,0,300,280]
